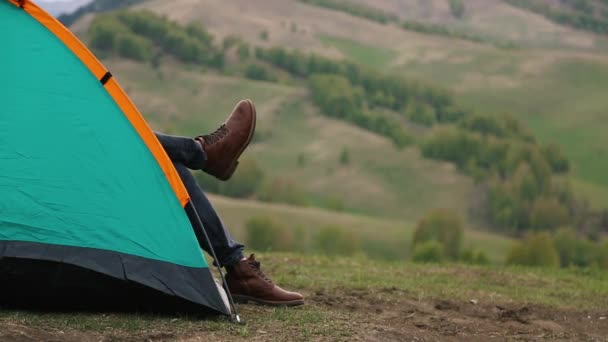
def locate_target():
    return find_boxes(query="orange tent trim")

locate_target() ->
[7,0,190,206]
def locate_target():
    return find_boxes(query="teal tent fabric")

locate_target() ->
[0,1,205,268]
[0,1,230,315]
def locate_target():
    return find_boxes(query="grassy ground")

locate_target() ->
[2,253,607,341]
[318,34,397,68]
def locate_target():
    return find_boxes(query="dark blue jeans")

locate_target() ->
[155,132,245,267]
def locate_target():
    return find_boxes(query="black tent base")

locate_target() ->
[0,257,220,317]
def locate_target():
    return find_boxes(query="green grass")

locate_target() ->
[458,59,608,190]
[319,34,397,68]
[2,253,607,340]
[266,253,608,310]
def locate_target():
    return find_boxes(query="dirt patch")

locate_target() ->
[2,287,608,341]
[310,288,608,341]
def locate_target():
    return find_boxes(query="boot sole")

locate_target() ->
[232,294,304,307]
[218,99,257,181]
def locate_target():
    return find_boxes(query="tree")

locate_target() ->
[449,0,466,18]
[541,142,570,173]
[115,32,153,62]
[237,43,250,60]
[260,30,269,41]
[89,15,127,52]
[412,209,464,260]
[529,197,570,231]
[407,102,436,126]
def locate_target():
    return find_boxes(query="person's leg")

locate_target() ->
[173,162,245,267]
[158,99,303,306]
[155,132,207,170]
[175,160,303,305]
[155,99,256,181]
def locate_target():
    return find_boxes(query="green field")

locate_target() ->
[459,59,608,189]
[319,34,397,68]
[319,28,608,210]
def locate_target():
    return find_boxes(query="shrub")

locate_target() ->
[474,251,490,265]
[223,35,240,49]
[260,30,269,41]
[407,103,436,127]
[237,43,250,60]
[459,113,533,143]
[541,142,570,173]
[89,15,126,51]
[89,10,224,68]
[314,226,359,256]
[244,63,277,82]
[553,227,601,268]
[529,197,570,231]
[460,248,490,265]
[506,232,560,267]
[412,209,464,260]
[115,32,153,62]
[245,215,294,251]
[412,240,445,263]
[449,0,466,18]
[595,240,608,269]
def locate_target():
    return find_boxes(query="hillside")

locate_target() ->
[105,60,474,222]
[99,0,608,212]
[61,0,608,249]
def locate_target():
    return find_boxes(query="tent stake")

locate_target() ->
[186,201,243,324]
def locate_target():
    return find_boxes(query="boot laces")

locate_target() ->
[247,254,273,284]
[202,124,229,145]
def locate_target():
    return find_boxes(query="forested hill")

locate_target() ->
[65,0,608,268]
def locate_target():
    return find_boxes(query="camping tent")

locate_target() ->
[0,0,230,316]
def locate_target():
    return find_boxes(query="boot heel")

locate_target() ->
[219,161,239,181]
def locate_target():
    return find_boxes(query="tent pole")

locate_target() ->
[186,200,242,324]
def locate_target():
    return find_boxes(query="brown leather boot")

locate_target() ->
[195,99,256,181]
[225,254,304,306]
